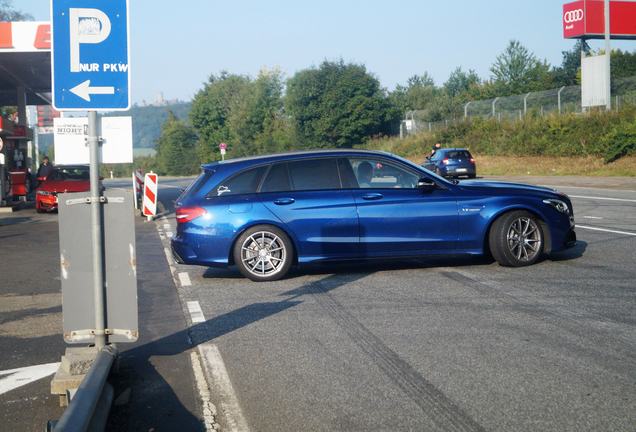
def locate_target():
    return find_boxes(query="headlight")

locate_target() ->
[543,199,569,214]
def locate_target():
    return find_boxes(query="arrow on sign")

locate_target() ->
[0,362,60,395]
[70,80,115,102]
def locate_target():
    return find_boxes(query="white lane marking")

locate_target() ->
[569,195,636,203]
[166,231,174,238]
[190,351,218,431]
[541,184,636,193]
[178,272,192,287]
[0,362,60,395]
[582,216,603,220]
[163,224,171,230]
[199,343,251,432]
[186,302,250,431]
[576,224,636,237]
[164,247,173,265]
[187,301,206,323]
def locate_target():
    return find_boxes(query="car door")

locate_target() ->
[259,158,359,262]
[344,157,460,256]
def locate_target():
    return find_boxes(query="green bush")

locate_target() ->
[365,106,636,163]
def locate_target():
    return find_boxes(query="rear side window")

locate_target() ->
[210,166,267,197]
[261,163,291,193]
[288,159,341,191]
[180,170,213,199]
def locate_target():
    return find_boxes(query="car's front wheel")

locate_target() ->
[489,210,544,267]
[233,225,293,282]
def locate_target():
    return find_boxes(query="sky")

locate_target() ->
[16,0,635,104]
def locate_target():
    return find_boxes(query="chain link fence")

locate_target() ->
[400,75,636,137]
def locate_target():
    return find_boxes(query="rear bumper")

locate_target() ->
[442,166,476,177]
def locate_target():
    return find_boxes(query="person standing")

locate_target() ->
[37,156,54,180]
[430,142,442,157]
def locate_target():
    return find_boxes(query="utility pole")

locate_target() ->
[605,0,612,110]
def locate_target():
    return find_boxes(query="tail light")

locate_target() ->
[469,158,475,164]
[176,206,206,223]
[442,158,449,165]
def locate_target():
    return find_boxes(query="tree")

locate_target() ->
[490,40,553,94]
[0,0,33,20]
[611,49,636,80]
[444,67,481,98]
[156,111,199,175]
[286,60,392,148]
[190,72,251,162]
[228,68,288,156]
[552,40,589,87]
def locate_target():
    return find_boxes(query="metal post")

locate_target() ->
[492,97,499,118]
[558,86,566,114]
[605,0,611,111]
[88,110,106,349]
[523,93,531,115]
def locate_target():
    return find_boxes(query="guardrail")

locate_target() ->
[48,345,118,432]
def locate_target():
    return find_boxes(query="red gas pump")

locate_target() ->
[9,169,30,198]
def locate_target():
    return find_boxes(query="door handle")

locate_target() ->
[273,198,295,205]
[361,193,383,201]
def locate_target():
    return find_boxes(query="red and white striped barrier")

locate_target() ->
[132,169,144,210]
[142,173,158,220]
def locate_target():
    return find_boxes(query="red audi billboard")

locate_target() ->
[563,0,636,39]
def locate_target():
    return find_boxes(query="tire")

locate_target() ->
[489,210,544,267]
[233,225,293,282]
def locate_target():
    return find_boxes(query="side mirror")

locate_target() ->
[417,177,436,191]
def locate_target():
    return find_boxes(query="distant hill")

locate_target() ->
[104,102,192,149]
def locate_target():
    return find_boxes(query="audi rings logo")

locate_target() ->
[564,9,584,24]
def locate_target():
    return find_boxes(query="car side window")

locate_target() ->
[350,158,419,189]
[261,163,291,193]
[210,166,267,197]
[288,158,341,191]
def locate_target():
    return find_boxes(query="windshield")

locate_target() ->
[49,166,90,181]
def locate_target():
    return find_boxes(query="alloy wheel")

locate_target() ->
[506,217,542,262]
[240,231,287,277]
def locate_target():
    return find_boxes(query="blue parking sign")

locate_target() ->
[51,0,131,110]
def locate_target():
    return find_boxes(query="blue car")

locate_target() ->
[171,150,576,281]
[422,148,476,178]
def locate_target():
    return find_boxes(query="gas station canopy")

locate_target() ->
[0,22,52,106]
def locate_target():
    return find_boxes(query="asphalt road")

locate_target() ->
[1,176,634,431]
[151,178,636,432]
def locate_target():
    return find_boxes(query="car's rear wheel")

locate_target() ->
[233,225,293,282]
[489,210,543,267]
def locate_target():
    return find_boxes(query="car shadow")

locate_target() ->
[108,270,361,430]
[547,240,587,262]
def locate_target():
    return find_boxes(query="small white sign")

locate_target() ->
[53,116,133,164]
[581,54,609,108]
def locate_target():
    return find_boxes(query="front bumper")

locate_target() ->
[36,195,58,211]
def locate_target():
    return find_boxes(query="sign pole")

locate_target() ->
[88,110,106,349]
[604,0,611,111]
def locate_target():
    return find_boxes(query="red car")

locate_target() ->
[36,165,91,213]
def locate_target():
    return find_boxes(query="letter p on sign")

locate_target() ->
[69,8,111,72]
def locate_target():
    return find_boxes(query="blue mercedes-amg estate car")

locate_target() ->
[171,150,576,281]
